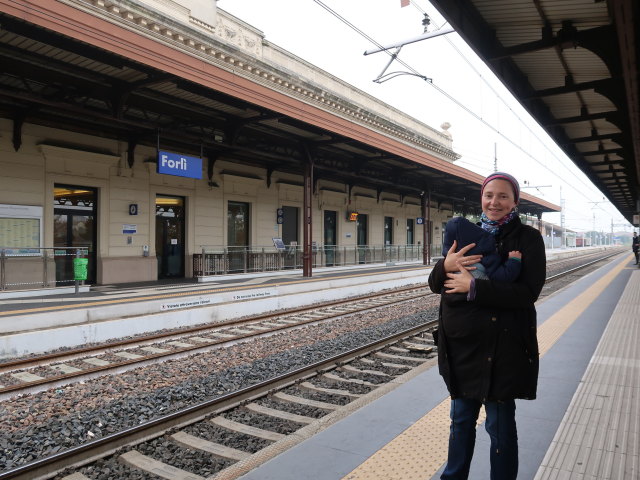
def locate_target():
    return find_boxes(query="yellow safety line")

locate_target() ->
[341,255,632,480]
[0,266,428,317]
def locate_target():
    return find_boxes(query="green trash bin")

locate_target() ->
[73,257,88,281]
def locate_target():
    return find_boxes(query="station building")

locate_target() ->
[0,0,558,288]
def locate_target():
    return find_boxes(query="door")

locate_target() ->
[282,206,299,268]
[155,195,185,279]
[407,218,415,245]
[228,201,250,272]
[384,216,394,245]
[323,210,337,266]
[53,185,97,284]
[357,213,368,263]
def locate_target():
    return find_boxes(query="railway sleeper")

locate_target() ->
[299,381,362,399]
[245,324,271,331]
[51,363,83,374]
[388,345,411,353]
[375,351,427,363]
[171,431,251,461]
[167,341,195,348]
[11,371,44,382]
[360,358,411,370]
[83,357,110,367]
[185,336,214,343]
[227,328,255,335]
[403,342,434,353]
[407,335,434,344]
[208,332,236,339]
[119,450,205,480]
[321,372,377,386]
[114,350,144,359]
[244,402,317,424]
[339,364,390,377]
[60,473,91,480]
[140,346,170,354]
[210,416,286,442]
[272,391,341,412]
[260,321,287,328]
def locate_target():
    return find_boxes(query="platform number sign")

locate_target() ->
[276,208,284,224]
[416,217,424,224]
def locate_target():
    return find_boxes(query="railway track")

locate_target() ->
[0,323,438,480]
[545,249,624,281]
[0,286,431,398]
[0,248,627,479]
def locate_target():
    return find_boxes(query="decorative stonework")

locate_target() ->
[61,0,459,162]
[136,0,189,18]
[214,14,263,57]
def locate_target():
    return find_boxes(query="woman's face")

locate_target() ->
[482,179,517,221]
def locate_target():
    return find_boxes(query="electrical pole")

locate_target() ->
[588,198,607,247]
[611,218,613,246]
[560,186,566,248]
[494,143,497,173]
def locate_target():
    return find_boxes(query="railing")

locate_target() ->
[0,244,433,289]
[194,244,432,276]
[0,247,88,291]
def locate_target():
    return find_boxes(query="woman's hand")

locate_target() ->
[444,262,474,293]
[443,240,483,273]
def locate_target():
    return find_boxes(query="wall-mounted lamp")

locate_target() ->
[213,129,224,143]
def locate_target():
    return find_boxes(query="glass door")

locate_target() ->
[155,195,185,279]
[323,210,337,266]
[54,185,97,284]
[384,216,394,245]
[228,201,250,272]
[282,206,299,268]
[407,218,415,245]
[356,213,368,263]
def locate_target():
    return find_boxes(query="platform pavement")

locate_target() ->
[235,253,636,480]
[533,267,639,479]
[0,262,430,359]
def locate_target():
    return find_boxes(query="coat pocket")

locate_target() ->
[441,303,487,339]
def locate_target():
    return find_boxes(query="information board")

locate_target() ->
[272,237,285,251]
[0,218,40,250]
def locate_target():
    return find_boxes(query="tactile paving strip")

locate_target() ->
[342,399,486,480]
[341,257,631,480]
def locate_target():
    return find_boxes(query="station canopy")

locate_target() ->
[431,0,640,223]
[0,1,559,217]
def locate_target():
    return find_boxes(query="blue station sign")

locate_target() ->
[157,151,202,179]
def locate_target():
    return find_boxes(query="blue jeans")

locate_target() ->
[441,398,518,480]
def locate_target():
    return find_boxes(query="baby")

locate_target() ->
[442,216,522,281]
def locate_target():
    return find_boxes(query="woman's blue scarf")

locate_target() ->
[480,209,518,235]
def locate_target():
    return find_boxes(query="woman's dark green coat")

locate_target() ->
[428,216,546,402]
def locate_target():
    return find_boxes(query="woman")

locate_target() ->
[428,172,546,480]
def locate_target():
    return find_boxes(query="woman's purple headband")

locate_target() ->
[481,172,520,203]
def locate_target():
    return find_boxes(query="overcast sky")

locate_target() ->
[217,0,633,234]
